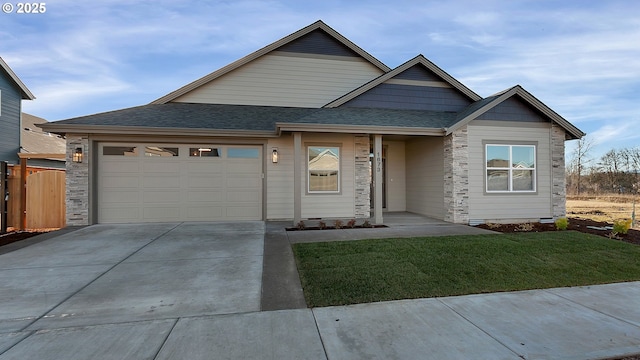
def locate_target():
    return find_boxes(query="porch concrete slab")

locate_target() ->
[155,310,326,360]
[0,264,111,333]
[28,255,263,330]
[0,223,179,269]
[0,332,30,354]
[441,289,640,360]
[0,319,175,360]
[313,298,518,360]
[547,281,640,327]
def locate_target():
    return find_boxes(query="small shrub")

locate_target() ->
[318,221,327,230]
[486,223,502,230]
[516,223,535,232]
[347,219,356,228]
[296,220,305,230]
[555,217,568,231]
[334,219,343,229]
[613,219,632,235]
[362,220,372,228]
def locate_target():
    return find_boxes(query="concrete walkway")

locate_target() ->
[1,221,640,359]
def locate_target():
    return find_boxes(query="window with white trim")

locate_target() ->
[308,146,340,193]
[486,144,536,192]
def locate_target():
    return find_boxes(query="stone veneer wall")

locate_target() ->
[443,126,469,224]
[551,124,567,219]
[354,135,371,218]
[66,135,90,225]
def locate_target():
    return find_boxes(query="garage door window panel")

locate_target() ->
[190,147,220,157]
[228,148,260,158]
[145,146,179,157]
[103,146,138,156]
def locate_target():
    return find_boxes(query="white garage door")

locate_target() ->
[98,143,263,223]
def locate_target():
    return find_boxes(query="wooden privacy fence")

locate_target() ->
[7,170,66,229]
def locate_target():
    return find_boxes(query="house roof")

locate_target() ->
[39,103,455,137]
[150,20,390,105]
[22,113,66,153]
[39,21,584,141]
[447,85,585,140]
[0,57,35,100]
[325,55,481,107]
[21,113,66,161]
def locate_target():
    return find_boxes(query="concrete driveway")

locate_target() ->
[2,222,640,359]
[0,222,321,359]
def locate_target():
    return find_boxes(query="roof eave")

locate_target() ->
[0,57,35,100]
[38,124,278,138]
[277,122,445,136]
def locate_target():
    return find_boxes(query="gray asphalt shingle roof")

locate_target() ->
[48,103,459,132]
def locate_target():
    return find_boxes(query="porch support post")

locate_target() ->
[373,134,383,225]
[293,132,302,226]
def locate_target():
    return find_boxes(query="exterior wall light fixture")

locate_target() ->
[272,148,279,163]
[73,147,83,163]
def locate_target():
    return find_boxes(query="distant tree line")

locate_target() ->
[566,137,640,196]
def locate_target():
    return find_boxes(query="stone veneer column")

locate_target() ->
[354,135,371,218]
[551,124,567,219]
[443,126,469,224]
[66,135,90,225]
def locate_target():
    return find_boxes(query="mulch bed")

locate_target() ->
[0,230,47,248]
[476,217,640,246]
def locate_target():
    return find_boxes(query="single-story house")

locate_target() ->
[40,20,585,226]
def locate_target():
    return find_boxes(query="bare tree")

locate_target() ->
[568,136,594,195]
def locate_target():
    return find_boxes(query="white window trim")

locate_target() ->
[307,144,341,194]
[485,144,537,193]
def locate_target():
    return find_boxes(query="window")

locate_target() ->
[190,147,220,157]
[486,144,535,192]
[227,148,259,158]
[308,146,340,192]
[145,146,178,157]
[103,146,138,156]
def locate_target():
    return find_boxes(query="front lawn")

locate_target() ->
[292,231,640,307]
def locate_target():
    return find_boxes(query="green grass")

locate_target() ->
[292,231,640,307]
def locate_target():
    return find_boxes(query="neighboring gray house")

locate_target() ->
[0,57,35,165]
[40,21,585,226]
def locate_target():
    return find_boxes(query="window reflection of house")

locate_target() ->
[308,147,339,192]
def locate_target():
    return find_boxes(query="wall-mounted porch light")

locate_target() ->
[271,148,279,163]
[72,147,83,163]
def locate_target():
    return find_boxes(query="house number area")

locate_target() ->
[2,2,46,13]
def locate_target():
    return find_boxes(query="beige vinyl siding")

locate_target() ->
[173,53,383,107]
[266,136,294,219]
[468,122,553,222]
[405,137,445,219]
[302,133,355,218]
[385,140,406,211]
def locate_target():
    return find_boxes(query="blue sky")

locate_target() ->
[1,0,639,160]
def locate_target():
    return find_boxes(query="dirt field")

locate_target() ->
[567,195,638,229]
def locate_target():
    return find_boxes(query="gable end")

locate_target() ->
[394,65,443,82]
[476,96,547,122]
[275,29,361,58]
[340,83,472,112]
